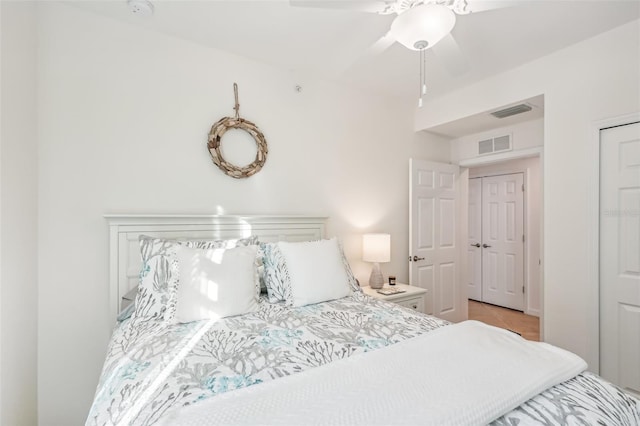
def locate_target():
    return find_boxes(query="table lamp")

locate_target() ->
[362,233,390,289]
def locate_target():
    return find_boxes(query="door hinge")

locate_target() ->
[522,184,525,192]
[522,286,525,294]
[522,234,525,243]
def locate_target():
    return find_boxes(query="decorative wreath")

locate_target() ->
[207,83,268,179]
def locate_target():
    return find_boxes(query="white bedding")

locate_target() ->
[158,320,587,426]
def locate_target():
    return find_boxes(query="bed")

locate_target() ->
[88,215,640,426]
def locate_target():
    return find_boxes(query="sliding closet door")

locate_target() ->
[600,122,640,397]
[481,173,524,311]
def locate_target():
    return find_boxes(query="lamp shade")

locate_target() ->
[389,4,456,51]
[362,234,391,263]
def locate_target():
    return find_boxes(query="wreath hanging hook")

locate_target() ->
[233,82,240,119]
[207,83,268,179]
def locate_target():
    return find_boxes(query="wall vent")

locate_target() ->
[478,134,512,155]
[491,104,532,119]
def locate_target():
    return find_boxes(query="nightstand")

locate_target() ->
[362,283,427,314]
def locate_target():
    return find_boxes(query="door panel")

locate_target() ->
[619,305,640,395]
[440,199,456,247]
[410,159,464,322]
[468,178,482,301]
[600,122,640,397]
[481,173,524,311]
[417,198,434,249]
[418,266,435,315]
[440,262,456,313]
[505,254,516,294]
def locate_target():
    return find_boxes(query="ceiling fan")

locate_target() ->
[290,0,517,105]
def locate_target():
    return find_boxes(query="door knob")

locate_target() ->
[482,244,492,248]
[470,243,481,248]
[412,255,425,262]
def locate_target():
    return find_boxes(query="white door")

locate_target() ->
[481,173,525,311]
[600,122,640,397]
[409,159,465,322]
[468,178,483,301]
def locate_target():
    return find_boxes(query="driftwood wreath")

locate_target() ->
[207,83,268,179]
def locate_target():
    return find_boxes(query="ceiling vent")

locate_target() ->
[490,104,532,119]
[478,134,512,155]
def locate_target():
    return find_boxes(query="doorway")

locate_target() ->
[468,173,524,311]
[465,156,542,318]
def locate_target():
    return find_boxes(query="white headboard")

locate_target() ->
[105,214,327,320]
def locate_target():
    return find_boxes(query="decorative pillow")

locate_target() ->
[131,235,258,322]
[260,238,359,303]
[257,264,267,294]
[277,238,352,307]
[338,239,361,294]
[169,245,260,324]
[260,242,292,303]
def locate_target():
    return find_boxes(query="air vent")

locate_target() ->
[478,135,512,155]
[491,104,532,119]
[493,135,511,151]
[478,139,493,155]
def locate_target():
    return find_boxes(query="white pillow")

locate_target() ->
[277,238,351,307]
[171,244,259,324]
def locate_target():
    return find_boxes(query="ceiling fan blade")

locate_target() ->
[362,32,396,58]
[431,33,469,76]
[326,32,395,76]
[460,0,519,13]
[289,0,391,14]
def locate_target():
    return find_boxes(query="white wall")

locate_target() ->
[36,4,440,424]
[417,130,452,163]
[416,19,640,372]
[468,156,542,317]
[0,1,39,424]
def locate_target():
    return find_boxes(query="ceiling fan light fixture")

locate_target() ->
[389,4,456,51]
[127,0,154,17]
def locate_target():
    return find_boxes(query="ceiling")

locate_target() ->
[66,0,638,132]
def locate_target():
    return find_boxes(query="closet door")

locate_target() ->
[467,178,483,301]
[600,122,640,397]
[481,173,524,311]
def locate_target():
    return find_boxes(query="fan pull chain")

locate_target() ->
[422,47,427,95]
[418,49,422,107]
[418,48,426,108]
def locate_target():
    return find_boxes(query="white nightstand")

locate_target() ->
[362,283,427,314]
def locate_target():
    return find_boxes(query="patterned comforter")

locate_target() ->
[87,293,639,425]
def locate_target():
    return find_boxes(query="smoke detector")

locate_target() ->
[127,0,154,17]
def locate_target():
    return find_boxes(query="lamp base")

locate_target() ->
[368,263,384,289]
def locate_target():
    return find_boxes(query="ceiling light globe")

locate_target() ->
[390,4,456,51]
